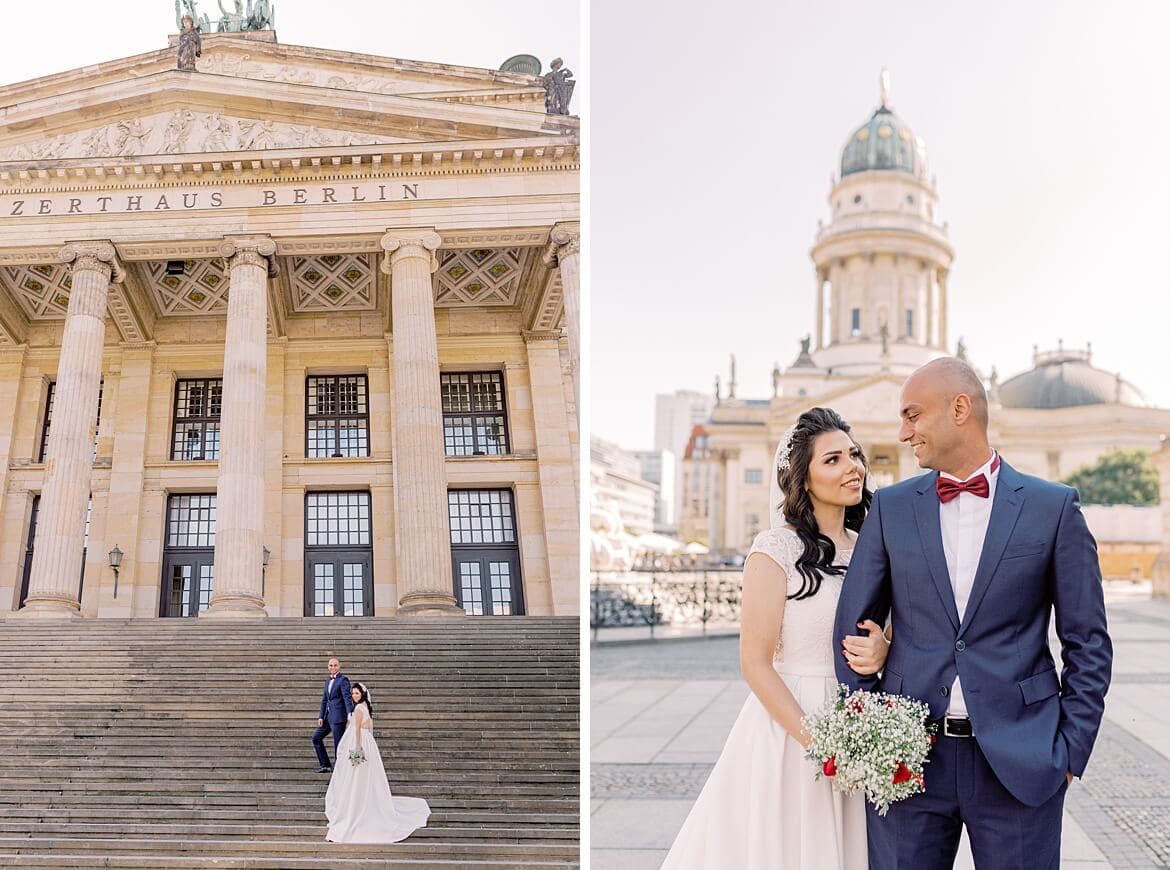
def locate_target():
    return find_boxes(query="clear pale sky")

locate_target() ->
[592,0,1170,449]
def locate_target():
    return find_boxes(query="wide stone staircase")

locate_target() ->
[0,617,580,868]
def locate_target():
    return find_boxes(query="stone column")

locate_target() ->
[206,237,277,619]
[524,330,579,615]
[381,229,460,615]
[926,267,937,348]
[814,268,825,351]
[544,223,580,407]
[1152,439,1170,599]
[17,242,121,618]
[0,347,27,554]
[937,268,949,351]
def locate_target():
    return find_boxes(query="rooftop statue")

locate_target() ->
[175,0,211,35]
[175,0,274,34]
[542,58,575,115]
[176,11,202,70]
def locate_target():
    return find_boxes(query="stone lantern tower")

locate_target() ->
[810,70,955,377]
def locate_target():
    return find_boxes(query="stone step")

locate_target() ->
[0,854,576,869]
[0,793,578,813]
[0,617,580,866]
[0,836,580,861]
[0,821,578,841]
[0,807,571,826]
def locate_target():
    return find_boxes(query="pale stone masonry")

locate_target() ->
[382,229,460,615]
[0,32,580,619]
[19,243,122,617]
[206,238,278,618]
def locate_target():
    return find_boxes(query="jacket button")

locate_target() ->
[955,640,966,652]
[939,686,949,696]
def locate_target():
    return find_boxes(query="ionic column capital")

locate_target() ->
[220,236,279,277]
[380,229,442,274]
[543,224,580,267]
[58,241,124,283]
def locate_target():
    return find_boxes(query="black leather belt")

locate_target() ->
[939,716,972,738]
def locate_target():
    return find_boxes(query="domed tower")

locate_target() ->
[809,70,955,376]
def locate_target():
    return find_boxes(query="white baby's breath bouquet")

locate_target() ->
[802,684,938,816]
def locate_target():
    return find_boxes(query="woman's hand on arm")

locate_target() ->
[739,553,811,748]
[841,619,889,675]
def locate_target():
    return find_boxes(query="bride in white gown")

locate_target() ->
[325,682,430,843]
[662,408,889,870]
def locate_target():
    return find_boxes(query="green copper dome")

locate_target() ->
[840,105,923,178]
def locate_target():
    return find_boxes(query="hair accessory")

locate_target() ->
[777,426,798,473]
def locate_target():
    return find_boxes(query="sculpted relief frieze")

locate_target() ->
[196,52,443,96]
[0,110,393,161]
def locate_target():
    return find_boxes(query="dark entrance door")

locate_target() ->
[159,494,216,618]
[452,549,523,616]
[160,553,214,617]
[305,551,373,616]
[448,489,525,615]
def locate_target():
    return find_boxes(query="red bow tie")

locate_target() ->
[936,456,1000,504]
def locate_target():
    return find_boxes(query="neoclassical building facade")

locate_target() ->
[0,31,579,619]
[680,77,1170,558]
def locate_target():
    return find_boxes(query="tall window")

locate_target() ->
[306,375,369,458]
[39,381,103,462]
[18,495,90,609]
[171,379,222,461]
[448,489,523,616]
[161,494,216,617]
[905,309,914,338]
[304,492,373,617]
[440,372,509,456]
[850,308,862,337]
[744,468,763,485]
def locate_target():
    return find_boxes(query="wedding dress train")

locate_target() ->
[325,702,430,843]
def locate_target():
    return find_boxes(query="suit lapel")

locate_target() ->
[957,462,1025,639]
[913,474,961,632]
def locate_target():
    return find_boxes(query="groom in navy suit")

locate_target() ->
[835,358,1112,869]
[312,657,354,773]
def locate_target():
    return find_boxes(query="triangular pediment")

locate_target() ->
[780,374,906,423]
[0,35,576,164]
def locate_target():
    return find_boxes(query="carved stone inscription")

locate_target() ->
[2,181,422,218]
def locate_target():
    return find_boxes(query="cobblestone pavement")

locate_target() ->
[592,590,1170,869]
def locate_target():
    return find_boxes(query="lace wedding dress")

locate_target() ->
[661,526,867,870]
[325,702,430,843]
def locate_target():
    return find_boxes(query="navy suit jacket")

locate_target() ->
[833,460,1112,807]
[319,674,354,726]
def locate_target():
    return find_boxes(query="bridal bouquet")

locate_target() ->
[802,685,937,816]
[348,748,366,767]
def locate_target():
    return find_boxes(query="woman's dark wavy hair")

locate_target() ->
[776,407,872,600]
[352,681,374,717]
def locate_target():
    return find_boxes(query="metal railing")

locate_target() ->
[589,569,743,641]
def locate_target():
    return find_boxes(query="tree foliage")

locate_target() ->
[1061,450,1159,506]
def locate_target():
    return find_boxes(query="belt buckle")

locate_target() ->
[943,717,972,738]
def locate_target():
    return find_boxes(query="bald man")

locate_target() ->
[834,357,1112,870]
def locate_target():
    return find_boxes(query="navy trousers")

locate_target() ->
[866,731,1067,870]
[312,718,346,768]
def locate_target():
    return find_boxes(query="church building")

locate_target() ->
[680,74,1170,557]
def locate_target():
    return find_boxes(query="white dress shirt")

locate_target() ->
[939,451,999,717]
